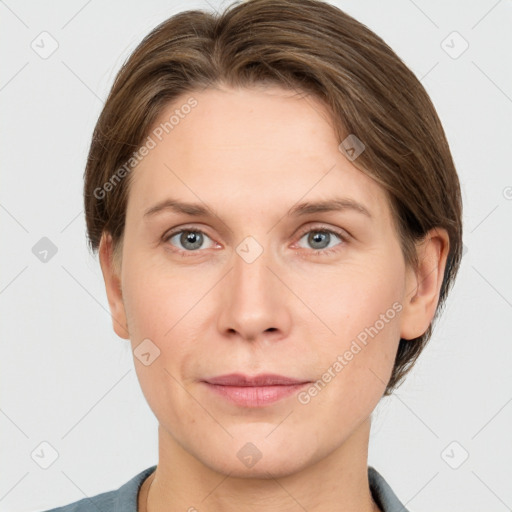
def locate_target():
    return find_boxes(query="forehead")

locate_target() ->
[127,85,389,223]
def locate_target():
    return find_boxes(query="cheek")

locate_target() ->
[307,259,404,397]
[309,256,404,341]
[121,256,211,398]
[121,254,195,339]
[121,260,201,426]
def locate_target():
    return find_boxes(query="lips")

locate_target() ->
[204,373,309,386]
[202,373,311,407]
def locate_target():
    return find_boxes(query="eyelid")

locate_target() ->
[294,223,351,242]
[163,223,214,239]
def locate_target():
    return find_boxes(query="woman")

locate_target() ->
[42,0,462,510]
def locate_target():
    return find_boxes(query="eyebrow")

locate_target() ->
[143,197,372,220]
[288,198,372,218]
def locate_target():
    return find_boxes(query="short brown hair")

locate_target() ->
[84,0,463,396]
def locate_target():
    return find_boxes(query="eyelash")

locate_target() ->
[162,224,349,258]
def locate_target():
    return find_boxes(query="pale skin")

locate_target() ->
[98,84,449,512]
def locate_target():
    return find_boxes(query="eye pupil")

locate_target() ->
[308,231,330,249]
[181,231,203,250]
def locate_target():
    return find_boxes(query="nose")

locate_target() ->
[216,239,292,345]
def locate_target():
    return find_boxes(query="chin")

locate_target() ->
[206,451,310,480]
[194,431,319,480]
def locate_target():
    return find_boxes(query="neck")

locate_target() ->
[142,418,381,512]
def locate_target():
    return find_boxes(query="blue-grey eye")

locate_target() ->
[297,230,343,251]
[168,230,214,251]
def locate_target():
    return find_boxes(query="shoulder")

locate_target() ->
[38,489,117,512]
[38,465,157,512]
[368,465,411,512]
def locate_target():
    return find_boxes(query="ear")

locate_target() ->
[400,227,450,340]
[98,232,130,339]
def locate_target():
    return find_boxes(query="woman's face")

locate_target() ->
[104,85,419,477]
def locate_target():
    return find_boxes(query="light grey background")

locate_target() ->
[1,1,511,511]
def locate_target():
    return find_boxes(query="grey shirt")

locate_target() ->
[40,465,410,512]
